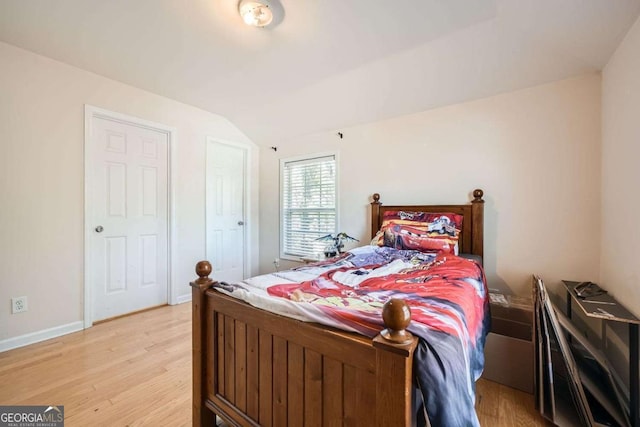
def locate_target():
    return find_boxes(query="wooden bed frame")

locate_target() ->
[191,189,485,426]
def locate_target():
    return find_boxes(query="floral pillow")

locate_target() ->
[374,211,463,254]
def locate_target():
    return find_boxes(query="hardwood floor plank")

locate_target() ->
[476,376,501,419]
[0,304,191,427]
[476,378,547,427]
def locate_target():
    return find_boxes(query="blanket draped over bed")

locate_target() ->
[214,245,490,427]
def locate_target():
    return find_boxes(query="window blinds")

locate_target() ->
[281,155,337,258]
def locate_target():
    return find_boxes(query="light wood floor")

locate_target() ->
[0,303,546,426]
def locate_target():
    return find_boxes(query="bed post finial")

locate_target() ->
[195,260,212,285]
[371,193,382,239]
[380,298,413,344]
[472,189,484,203]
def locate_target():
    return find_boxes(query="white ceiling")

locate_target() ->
[1,0,639,144]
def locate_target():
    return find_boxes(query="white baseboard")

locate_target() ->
[0,321,84,353]
[175,294,192,304]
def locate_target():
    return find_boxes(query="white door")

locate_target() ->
[206,141,246,283]
[88,115,169,322]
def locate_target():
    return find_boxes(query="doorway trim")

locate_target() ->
[83,105,177,328]
[205,137,252,280]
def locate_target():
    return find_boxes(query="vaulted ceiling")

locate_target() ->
[1,0,639,144]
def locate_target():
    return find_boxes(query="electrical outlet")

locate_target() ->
[11,296,28,314]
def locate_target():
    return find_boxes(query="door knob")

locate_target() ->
[237,221,244,226]
[95,226,104,233]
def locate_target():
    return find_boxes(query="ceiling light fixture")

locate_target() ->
[238,0,273,28]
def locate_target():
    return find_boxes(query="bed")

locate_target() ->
[191,189,488,426]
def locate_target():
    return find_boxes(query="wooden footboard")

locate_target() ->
[192,261,418,427]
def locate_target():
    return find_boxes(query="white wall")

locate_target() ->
[260,75,602,297]
[600,16,640,380]
[601,16,640,316]
[0,42,260,344]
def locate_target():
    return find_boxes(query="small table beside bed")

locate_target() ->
[191,189,489,427]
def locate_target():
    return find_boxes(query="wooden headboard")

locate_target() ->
[370,189,485,257]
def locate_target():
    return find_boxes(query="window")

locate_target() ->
[280,153,338,259]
